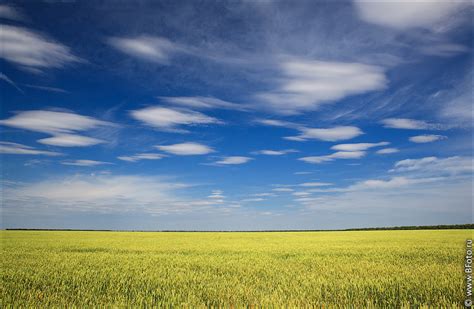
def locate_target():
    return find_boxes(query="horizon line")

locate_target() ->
[3,223,473,233]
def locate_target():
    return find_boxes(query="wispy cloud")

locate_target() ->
[299,182,332,187]
[272,187,294,192]
[117,153,165,162]
[0,25,80,72]
[156,142,214,155]
[300,177,471,220]
[0,110,111,135]
[241,197,265,202]
[0,110,112,147]
[0,73,23,92]
[2,174,193,215]
[299,151,366,164]
[348,176,442,191]
[0,5,25,21]
[214,156,253,165]
[208,190,225,201]
[381,118,441,130]
[253,149,298,156]
[0,141,61,156]
[409,134,447,143]
[25,84,68,93]
[256,58,387,115]
[161,96,249,111]
[391,156,473,175]
[61,160,112,167]
[2,174,242,217]
[331,142,389,151]
[252,192,276,197]
[418,42,469,57]
[130,106,222,132]
[376,148,399,155]
[292,191,312,197]
[438,74,473,125]
[255,119,301,129]
[108,36,183,64]
[286,126,363,142]
[38,134,105,147]
[354,0,470,30]
[297,153,472,219]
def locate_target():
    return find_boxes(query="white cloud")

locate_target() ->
[0,141,61,156]
[331,141,389,151]
[208,190,225,200]
[131,106,221,131]
[295,152,472,219]
[254,149,298,156]
[283,136,307,142]
[306,157,470,194]
[391,156,473,175]
[299,157,328,164]
[354,0,470,30]
[156,142,214,155]
[376,148,399,154]
[300,179,471,218]
[107,35,259,68]
[23,159,49,167]
[0,73,23,92]
[348,176,442,191]
[321,151,366,159]
[292,191,312,197]
[439,85,473,124]
[409,134,447,143]
[257,59,387,115]
[215,156,253,165]
[38,134,105,147]
[108,36,183,64]
[294,197,323,204]
[61,160,112,167]
[252,192,276,197]
[299,182,332,187]
[418,43,469,57]
[2,174,240,216]
[161,96,249,111]
[286,126,363,142]
[25,84,68,93]
[0,5,24,21]
[0,25,80,72]
[118,153,165,162]
[381,118,439,130]
[241,198,265,202]
[272,187,294,192]
[305,174,456,194]
[3,175,191,214]
[0,110,111,135]
[255,119,301,129]
[299,151,366,164]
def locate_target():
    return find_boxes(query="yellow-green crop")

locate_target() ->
[1,229,471,307]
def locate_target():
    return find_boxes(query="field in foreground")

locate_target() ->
[1,230,471,307]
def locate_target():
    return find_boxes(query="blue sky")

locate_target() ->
[0,1,472,230]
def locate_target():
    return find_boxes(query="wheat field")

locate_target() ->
[1,229,471,307]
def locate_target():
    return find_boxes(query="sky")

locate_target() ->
[0,0,472,230]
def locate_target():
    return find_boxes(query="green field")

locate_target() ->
[1,229,471,307]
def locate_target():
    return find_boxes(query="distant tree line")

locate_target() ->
[4,223,473,232]
[345,223,474,231]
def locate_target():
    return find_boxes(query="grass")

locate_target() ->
[1,229,471,307]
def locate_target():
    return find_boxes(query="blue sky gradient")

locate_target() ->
[1,1,472,230]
